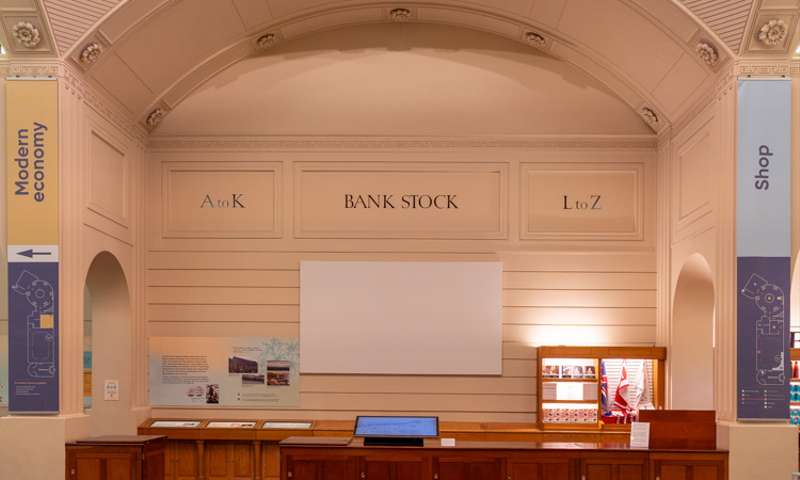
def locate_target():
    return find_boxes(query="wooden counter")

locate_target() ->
[66,435,166,480]
[279,437,729,480]
[138,419,631,480]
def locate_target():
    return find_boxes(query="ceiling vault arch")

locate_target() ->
[1,0,799,133]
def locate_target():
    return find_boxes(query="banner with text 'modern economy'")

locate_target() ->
[6,78,59,413]
[736,78,791,421]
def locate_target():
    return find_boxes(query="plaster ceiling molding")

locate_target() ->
[388,7,413,23]
[679,0,753,53]
[41,0,120,56]
[12,21,41,48]
[695,41,719,66]
[744,11,798,54]
[0,13,53,54]
[145,106,168,130]
[758,18,788,46]
[639,106,661,131]
[737,61,791,76]
[79,41,103,66]
[255,32,280,50]
[523,31,549,49]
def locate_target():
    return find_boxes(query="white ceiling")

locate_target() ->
[155,24,652,136]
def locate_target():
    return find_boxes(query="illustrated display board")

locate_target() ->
[6,79,60,413]
[300,261,502,375]
[736,79,791,420]
[149,337,299,407]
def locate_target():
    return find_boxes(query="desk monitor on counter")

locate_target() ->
[354,416,439,447]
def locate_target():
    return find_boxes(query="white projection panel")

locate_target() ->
[300,261,502,375]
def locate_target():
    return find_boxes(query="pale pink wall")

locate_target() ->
[145,30,658,422]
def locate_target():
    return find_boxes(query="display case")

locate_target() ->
[538,346,666,430]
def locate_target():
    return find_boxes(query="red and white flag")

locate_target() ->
[613,361,630,413]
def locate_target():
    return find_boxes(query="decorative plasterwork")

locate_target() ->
[679,0,753,53]
[736,60,791,76]
[79,41,103,65]
[256,33,279,50]
[41,0,120,56]
[0,61,147,144]
[146,135,658,151]
[0,12,53,54]
[12,21,41,48]
[639,107,660,131]
[743,11,798,54]
[524,31,547,49]
[389,8,413,22]
[758,18,788,46]
[695,42,719,66]
[146,107,167,130]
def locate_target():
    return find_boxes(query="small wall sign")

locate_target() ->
[562,194,602,210]
[103,379,119,401]
[200,193,246,209]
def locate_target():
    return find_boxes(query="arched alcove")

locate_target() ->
[84,251,135,435]
[671,253,715,409]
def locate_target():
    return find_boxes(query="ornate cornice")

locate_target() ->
[60,64,148,145]
[735,60,792,76]
[670,64,735,135]
[0,61,60,77]
[147,135,658,151]
[0,60,146,144]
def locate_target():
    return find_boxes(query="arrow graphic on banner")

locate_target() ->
[17,249,52,258]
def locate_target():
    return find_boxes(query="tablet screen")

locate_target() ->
[354,416,438,437]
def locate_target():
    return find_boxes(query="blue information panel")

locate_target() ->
[736,79,791,420]
[737,257,790,419]
[354,416,439,437]
[8,261,59,413]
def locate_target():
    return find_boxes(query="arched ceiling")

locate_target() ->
[155,23,652,136]
[1,0,799,132]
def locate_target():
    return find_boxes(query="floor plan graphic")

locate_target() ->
[12,270,56,378]
[741,273,786,386]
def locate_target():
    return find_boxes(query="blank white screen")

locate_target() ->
[300,261,502,375]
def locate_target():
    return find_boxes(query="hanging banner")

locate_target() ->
[6,79,59,413]
[736,79,791,420]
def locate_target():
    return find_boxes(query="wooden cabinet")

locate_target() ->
[66,435,166,480]
[279,443,727,480]
[580,453,647,480]
[434,455,504,480]
[650,454,727,480]
[204,442,255,480]
[165,441,199,480]
[506,454,573,480]
[361,456,428,480]
[283,454,358,480]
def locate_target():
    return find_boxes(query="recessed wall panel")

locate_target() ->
[162,162,281,238]
[294,162,508,239]
[89,130,128,227]
[522,163,643,240]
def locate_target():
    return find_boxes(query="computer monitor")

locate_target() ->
[354,416,439,439]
